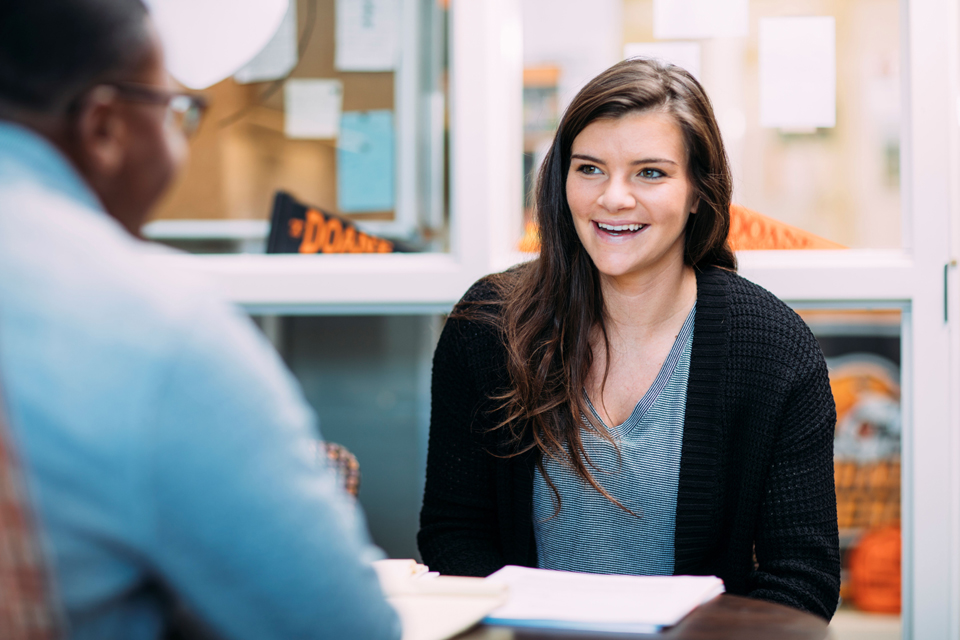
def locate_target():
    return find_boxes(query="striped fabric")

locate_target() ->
[0,397,61,640]
[533,306,695,576]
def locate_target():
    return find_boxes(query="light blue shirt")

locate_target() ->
[0,122,401,640]
[533,306,695,576]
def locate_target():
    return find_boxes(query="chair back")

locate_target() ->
[319,442,361,498]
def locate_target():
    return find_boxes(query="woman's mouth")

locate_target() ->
[595,221,648,237]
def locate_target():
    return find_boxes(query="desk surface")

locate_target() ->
[454,594,830,640]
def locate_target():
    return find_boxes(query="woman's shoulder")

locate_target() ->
[442,268,522,346]
[440,264,539,369]
[698,266,821,361]
[700,267,807,327]
[458,275,504,307]
[434,271,520,386]
[458,262,530,305]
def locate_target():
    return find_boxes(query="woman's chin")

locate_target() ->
[593,263,646,282]
[590,256,687,285]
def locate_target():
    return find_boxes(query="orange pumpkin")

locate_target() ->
[848,523,901,614]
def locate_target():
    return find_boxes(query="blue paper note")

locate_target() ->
[337,110,395,212]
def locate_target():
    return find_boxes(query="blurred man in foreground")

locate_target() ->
[0,1,401,638]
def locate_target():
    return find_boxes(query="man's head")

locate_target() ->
[0,0,191,235]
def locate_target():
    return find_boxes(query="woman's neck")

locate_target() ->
[599,260,698,338]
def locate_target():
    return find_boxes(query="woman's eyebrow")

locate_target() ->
[570,153,679,166]
[570,153,604,163]
[630,157,679,166]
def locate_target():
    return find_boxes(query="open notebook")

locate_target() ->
[484,565,725,634]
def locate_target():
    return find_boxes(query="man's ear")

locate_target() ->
[72,87,127,179]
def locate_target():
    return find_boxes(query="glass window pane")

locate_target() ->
[251,313,440,560]
[520,0,900,252]
[797,308,902,639]
[147,0,449,255]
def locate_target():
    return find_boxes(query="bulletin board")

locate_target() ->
[152,0,396,223]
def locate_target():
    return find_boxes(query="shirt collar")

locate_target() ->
[0,120,105,214]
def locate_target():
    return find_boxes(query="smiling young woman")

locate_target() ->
[418,58,841,621]
[566,111,697,284]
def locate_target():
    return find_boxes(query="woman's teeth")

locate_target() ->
[596,222,645,234]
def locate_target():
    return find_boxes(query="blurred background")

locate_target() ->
[149,1,907,637]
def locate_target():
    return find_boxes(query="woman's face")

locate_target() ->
[566,110,698,285]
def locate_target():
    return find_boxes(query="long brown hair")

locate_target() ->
[465,58,735,511]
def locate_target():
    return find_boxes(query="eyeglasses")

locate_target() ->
[105,83,209,137]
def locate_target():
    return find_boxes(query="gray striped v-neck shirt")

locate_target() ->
[532,305,696,575]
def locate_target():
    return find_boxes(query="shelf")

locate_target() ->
[143,219,270,241]
[143,251,489,314]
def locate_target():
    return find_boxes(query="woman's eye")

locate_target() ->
[639,168,665,179]
[577,165,602,175]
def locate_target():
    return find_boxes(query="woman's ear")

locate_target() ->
[72,86,128,181]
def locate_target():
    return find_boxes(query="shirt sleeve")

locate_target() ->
[143,298,401,640]
[417,314,506,577]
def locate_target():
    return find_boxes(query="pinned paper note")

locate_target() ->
[624,42,702,79]
[759,17,836,129]
[335,0,400,72]
[235,1,298,83]
[653,0,749,39]
[337,110,395,212]
[284,79,343,139]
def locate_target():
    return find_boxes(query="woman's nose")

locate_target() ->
[597,177,636,211]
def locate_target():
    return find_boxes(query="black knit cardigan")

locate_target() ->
[418,266,841,620]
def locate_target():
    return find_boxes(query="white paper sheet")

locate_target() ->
[284,79,343,139]
[390,594,508,640]
[484,566,724,633]
[624,41,702,79]
[653,0,749,40]
[759,17,836,129]
[373,560,507,640]
[335,0,400,72]
[235,1,298,83]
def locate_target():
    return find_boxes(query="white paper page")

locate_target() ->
[624,42,702,79]
[235,1,298,83]
[653,0,749,40]
[389,594,507,640]
[759,17,836,129]
[284,79,343,139]
[335,0,400,72]
[485,566,724,628]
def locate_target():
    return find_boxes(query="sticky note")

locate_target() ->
[337,110,395,212]
[284,79,343,139]
[624,42,702,79]
[335,0,400,72]
[235,1,298,83]
[759,17,836,129]
[653,0,749,40]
